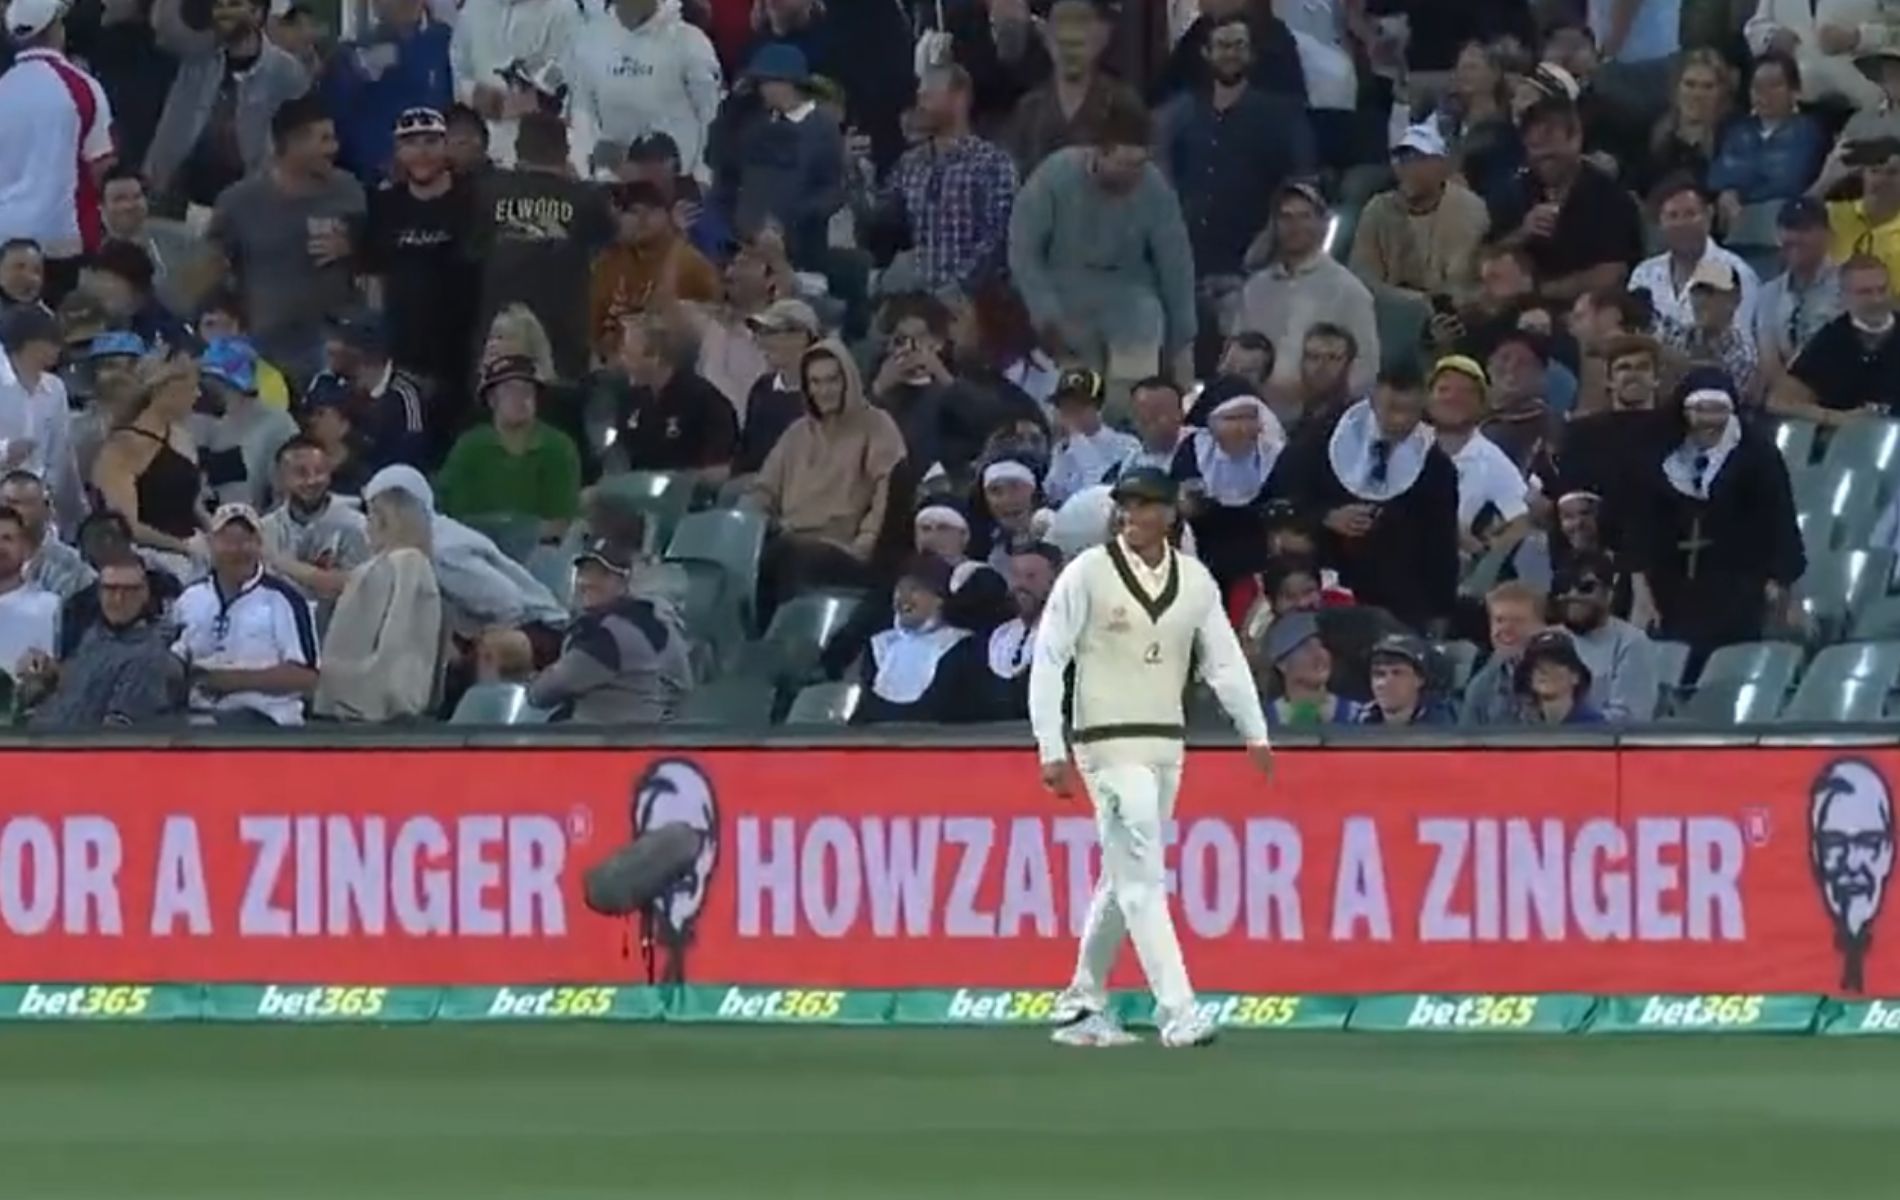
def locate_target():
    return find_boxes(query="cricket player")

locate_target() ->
[1029,467,1273,1048]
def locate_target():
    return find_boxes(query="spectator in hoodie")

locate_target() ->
[713,44,844,272]
[569,0,723,180]
[145,0,309,207]
[734,296,820,476]
[590,180,722,356]
[751,336,907,601]
[527,537,693,723]
[1001,0,1142,174]
[312,476,444,721]
[1043,367,1138,505]
[320,0,455,183]
[870,291,1040,486]
[1009,94,1197,418]
[193,335,299,511]
[449,0,579,168]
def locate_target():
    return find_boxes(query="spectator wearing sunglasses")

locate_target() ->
[1553,550,1658,722]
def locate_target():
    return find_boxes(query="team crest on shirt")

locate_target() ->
[1106,605,1132,633]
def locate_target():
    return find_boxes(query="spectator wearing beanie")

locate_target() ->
[567,0,723,179]
[1356,634,1455,725]
[319,0,455,184]
[712,44,844,273]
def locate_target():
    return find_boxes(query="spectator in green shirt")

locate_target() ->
[436,355,582,542]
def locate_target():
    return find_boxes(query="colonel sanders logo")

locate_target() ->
[634,758,720,981]
[1809,759,1896,993]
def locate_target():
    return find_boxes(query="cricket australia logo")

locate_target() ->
[1809,759,1896,992]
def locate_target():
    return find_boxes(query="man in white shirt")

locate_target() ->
[568,0,721,179]
[1629,176,1761,339]
[449,0,581,167]
[1426,355,1530,558]
[0,307,84,534]
[0,502,58,678]
[172,503,320,725]
[1030,467,1272,1049]
[0,0,115,301]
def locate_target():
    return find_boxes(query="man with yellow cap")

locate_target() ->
[1426,355,1531,560]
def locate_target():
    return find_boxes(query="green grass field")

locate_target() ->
[4,1028,1899,1198]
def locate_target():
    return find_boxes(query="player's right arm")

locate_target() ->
[1028,553,1090,777]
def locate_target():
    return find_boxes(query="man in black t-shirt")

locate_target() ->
[468,111,615,382]
[612,312,736,483]
[1486,99,1643,304]
[1771,255,1900,427]
[364,108,477,436]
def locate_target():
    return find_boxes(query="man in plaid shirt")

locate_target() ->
[877,63,1018,294]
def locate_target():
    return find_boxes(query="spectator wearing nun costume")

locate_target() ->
[912,499,1014,634]
[967,457,1055,574]
[1170,392,1287,595]
[1627,368,1804,668]
[1286,363,1460,634]
[981,540,1063,720]
[1044,368,1140,506]
[852,554,987,725]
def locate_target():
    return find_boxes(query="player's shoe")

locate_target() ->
[1051,1013,1140,1048]
[1050,993,1096,1028]
[1158,1010,1219,1049]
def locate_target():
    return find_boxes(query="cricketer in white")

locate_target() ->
[1027,469,1274,1048]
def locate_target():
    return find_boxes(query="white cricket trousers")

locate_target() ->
[1059,757,1196,1025]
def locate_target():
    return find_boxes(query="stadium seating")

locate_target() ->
[785,682,860,724]
[736,589,863,688]
[1817,419,1900,506]
[1651,639,1692,713]
[595,471,695,555]
[1852,594,1900,640]
[449,683,551,725]
[1434,639,1479,690]
[1795,466,1883,556]
[1796,548,1894,642]
[1679,641,1804,725]
[665,509,767,662]
[1780,641,1900,722]
[1773,418,1819,488]
[524,544,576,608]
[677,678,777,726]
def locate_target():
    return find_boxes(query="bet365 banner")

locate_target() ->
[0,748,1895,994]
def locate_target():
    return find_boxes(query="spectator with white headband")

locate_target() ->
[1173,393,1285,593]
[1425,356,1531,563]
[968,457,1050,574]
[1044,368,1138,506]
[1628,369,1803,667]
[1239,183,1380,405]
[913,502,972,569]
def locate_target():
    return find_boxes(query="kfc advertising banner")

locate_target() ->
[0,747,1894,995]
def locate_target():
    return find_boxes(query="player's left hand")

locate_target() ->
[1245,742,1275,782]
[1040,759,1075,798]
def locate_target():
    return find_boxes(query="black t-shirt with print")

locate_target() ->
[615,369,737,473]
[469,168,615,383]
[365,178,478,387]
[1486,161,1644,285]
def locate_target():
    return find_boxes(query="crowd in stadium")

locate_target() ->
[0,0,1897,730]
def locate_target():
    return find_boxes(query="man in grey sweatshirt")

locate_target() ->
[527,539,692,723]
[1555,552,1659,723]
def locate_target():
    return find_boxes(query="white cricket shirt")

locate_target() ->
[0,49,113,257]
[172,567,319,725]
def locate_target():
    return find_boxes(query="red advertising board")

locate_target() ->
[0,747,1893,994]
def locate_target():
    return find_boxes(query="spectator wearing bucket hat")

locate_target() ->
[194,335,299,511]
[1262,610,1353,728]
[712,43,845,273]
[1350,123,1489,308]
[1512,628,1606,725]
[1355,633,1454,725]
[437,353,582,538]
[1044,368,1138,506]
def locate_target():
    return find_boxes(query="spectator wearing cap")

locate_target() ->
[1489,98,1644,303]
[1771,254,1900,424]
[1631,175,1762,340]
[320,0,455,183]
[1708,52,1825,227]
[16,551,181,728]
[0,0,113,296]
[1745,1,1888,113]
[978,539,1061,720]
[206,98,365,388]
[708,44,844,274]
[146,0,308,207]
[362,107,478,433]
[1755,196,1842,382]
[437,355,583,540]
[869,63,1017,297]
[1460,579,1545,726]
[1350,123,1489,310]
[527,538,693,723]
[78,241,187,350]
[734,297,820,476]
[195,336,300,511]
[611,312,736,482]
[93,343,206,578]
[1239,184,1379,404]
[0,305,85,535]
[0,501,60,681]
[1000,0,1142,174]
[0,240,49,318]
[1553,549,1657,722]
[1512,628,1606,725]
[1355,634,1454,725]
[750,337,907,602]
[1825,134,1900,284]
[361,464,568,642]
[853,553,983,725]
[171,502,319,725]
[444,101,492,177]
[871,292,1040,486]
[1,469,90,600]
[448,0,578,169]
[1045,368,1139,506]
[591,180,721,356]
[260,434,373,606]
[568,0,722,181]
[1155,10,1314,287]
[620,131,734,261]
[312,474,443,721]
[328,314,433,471]
[1427,356,1531,561]
[1174,393,1285,593]
[1660,258,1764,405]
[1630,369,1803,665]
[300,376,373,495]
[1009,96,1196,418]
[1262,610,1353,728]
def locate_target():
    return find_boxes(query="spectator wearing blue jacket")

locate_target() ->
[320,0,454,183]
[1708,52,1826,227]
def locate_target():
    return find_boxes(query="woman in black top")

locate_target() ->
[91,345,206,576]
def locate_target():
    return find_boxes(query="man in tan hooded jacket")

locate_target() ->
[750,337,908,604]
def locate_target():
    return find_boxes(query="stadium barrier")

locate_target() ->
[2,736,1899,1025]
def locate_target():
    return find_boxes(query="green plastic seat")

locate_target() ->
[1433,639,1480,691]
[595,471,696,555]
[1681,641,1804,725]
[736,589,864,685]
[1457,541,1514,599]
[675,679,777,726]
[1819,419,1900,506]
[1798,549,1895,641]
[1796,465,1884,553]
[1781,641,1900,722]
[461,513,541,565]
[1651,639,1692,714]
[665,508,766,635]
[678,563,742,665]
[1852,593,1900,640]
[524,544,576,609]
[1773,418,1820,488]
[783,681,861,725]
[449,683,551,725]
